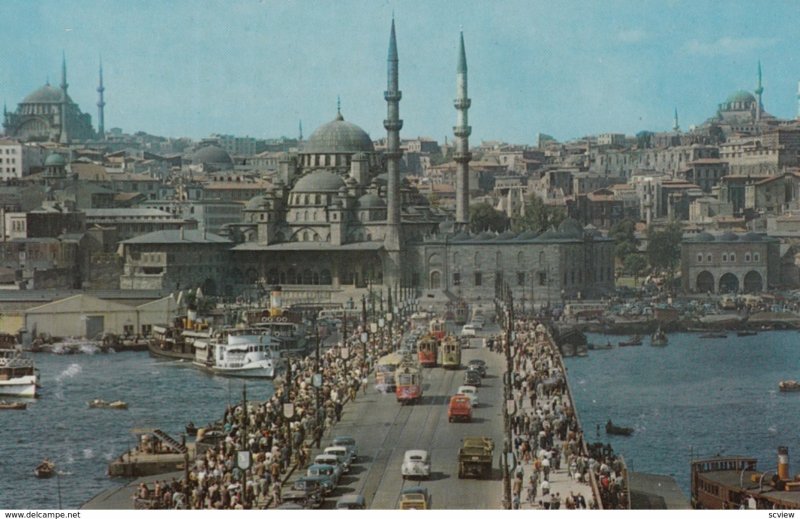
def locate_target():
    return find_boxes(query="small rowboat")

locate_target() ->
[34,459,55,478]
[88,399,128,410]
[606,420,634,436]
[0,401,27,410]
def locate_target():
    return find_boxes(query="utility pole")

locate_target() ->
[362,294,368,361]
[315,329,322,448]
[502,284,515,509]
[242,384,249,508]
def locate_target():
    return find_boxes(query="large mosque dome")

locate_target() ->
[192,144,233,165]
[292,169,347,192]
[302,112,374,154]
[22,84,67,104]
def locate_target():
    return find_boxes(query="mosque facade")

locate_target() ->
[230,20,614,305]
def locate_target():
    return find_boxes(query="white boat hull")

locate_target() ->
[193,361,274,379]
[0,375,37,397]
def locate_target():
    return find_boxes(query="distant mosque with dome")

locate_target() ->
[3,55,98,143]
[230,20,615,304]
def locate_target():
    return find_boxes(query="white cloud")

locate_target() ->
[617,29,647,44]
[683,36,778,57]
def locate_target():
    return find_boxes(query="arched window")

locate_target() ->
[320,269,332,285]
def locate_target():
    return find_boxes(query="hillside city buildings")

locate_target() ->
[2,26,800,337]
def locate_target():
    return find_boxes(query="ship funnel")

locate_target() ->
[778,446,790,481]
[270,286,283,317]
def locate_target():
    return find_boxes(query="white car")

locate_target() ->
[461,324,477,336]
[401,449,431,480]
[457,385,479,407]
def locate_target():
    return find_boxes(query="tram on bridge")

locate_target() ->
[417,335,439,367]
[395,358,423,404]
[440,336,461,369]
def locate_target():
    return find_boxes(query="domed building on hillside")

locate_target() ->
[3,56,96,143]
[225,21,614,304]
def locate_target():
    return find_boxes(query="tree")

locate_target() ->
[609,219,639,264]
[623,254,648,286]
[512,194,566,233]
[646,221,683,291]
[468,203,508,233]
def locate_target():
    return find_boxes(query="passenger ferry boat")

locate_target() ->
[193,329,276,378]
[691,448,800,509]
[0,346,37,397]
[149,312,212,361]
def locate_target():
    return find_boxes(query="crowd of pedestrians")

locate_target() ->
[133,316,401,510]
[501,316,629,510]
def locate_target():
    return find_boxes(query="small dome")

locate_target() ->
[245,196,268,211]
[23,84,66,104]
[302,113,374,154]
[44,153,66,167]
[292,170,346,192]
[357,193,385,209]
[452,231,471,242]
[536,228,565,241]
[724,90,756,107]
[193,145,233,165]
[497,231,517,241]
[742,232,763,242]
[475,231,496,241]
[558,217,584,238]
[718,232,739,241]
[693,231,715,242]
[515,230,539,241]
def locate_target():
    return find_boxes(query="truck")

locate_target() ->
[457,436,494,479]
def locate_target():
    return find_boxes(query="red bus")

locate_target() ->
[417,335,438,367]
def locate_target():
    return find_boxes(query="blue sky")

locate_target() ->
[3,0,798,144]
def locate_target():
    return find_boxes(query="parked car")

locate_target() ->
[467,359,487,377]
[305,465,337,494]
[313,454,343,483]
[401,449,431,480]
[324,445,354,471]
[461,324,477,336]
[336,493,366,510]
[398,486,431,509]
[464,369,482,387]
[457,385,479,407]
[332,435,359,461]
[282,478,324,508]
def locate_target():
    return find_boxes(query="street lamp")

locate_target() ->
[238,384,252,508]
[283,401,294,466]
[386,312,394,352]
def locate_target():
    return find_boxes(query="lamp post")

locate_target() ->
[283,400,294,467]
[501,285,515,510]
[386,312,394,352]
[314,329,322,448]
[341,346,350,379]
[361,295,368,361]
[238,384,252,508]
[378,317,385,353]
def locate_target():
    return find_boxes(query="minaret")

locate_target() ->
[454,30,472,228]
[97,59,106,138]
[298,120,303,141]
[383,18,403,268]
[755,61,764,122]
[797,81,800,120]
[59,52,70,144]
[673,107,680,132]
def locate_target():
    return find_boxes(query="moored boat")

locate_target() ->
[193,329,276,378]
[0,400,27,410]
[619,335,642,347]
[0,347,37,398]
[699,333,727,339]
[737,330,757,337]
[651,327,668,346]
[88,399,129,410]
[779,380,800,392]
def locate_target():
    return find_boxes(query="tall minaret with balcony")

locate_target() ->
[454,31,472,228]
[755,61,764,122]
[97,59,106,138]
[59,52,70,144]
[383,18,403,268]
